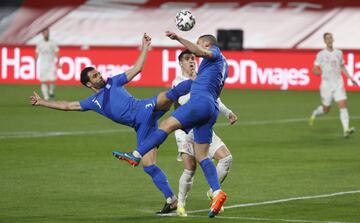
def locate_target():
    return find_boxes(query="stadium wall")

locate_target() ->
[0,46,359,91]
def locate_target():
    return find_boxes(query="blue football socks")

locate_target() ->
[143,164,174,199]
[199,158,220,192]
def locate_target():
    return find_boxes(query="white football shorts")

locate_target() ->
[175,129,226,161]
[39,65,57,82]
[320,83,347,106]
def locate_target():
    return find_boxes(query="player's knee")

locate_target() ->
[214,145,231,159]
[218,155,233,170]
[159,121,174,132]
[156,92,172,110]
[185,161,197,171]
[322,105,331,113]
[182,154,197,170]
[159,117,182,133]
[337,100,347,109]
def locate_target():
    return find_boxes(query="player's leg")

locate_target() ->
[155,79,193,111]
[155,92,173,111]
[113,94,185,166]
[164,79,193,102]
[177,153,196,217]
[194,142,226,218]
[309,86,332,126]
[193,114,227,217]
[40,81,50,100]
[141,149,177,214]
[174,129,197,216]
[136,116,182,155]
[194,142,219,191]
[114,116,182,166]
[49,80,56,100]
[334,88,355,137]
[114,109,177,213]
[206,147,231,214]
[213,146,232,186]
[207,132,232,199]
[115,97,204,166]
[337,99,348,130]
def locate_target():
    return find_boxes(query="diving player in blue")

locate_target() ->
[29,33,193,214]
[113,31,229,218]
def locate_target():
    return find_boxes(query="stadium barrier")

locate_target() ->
[1,46,359,91]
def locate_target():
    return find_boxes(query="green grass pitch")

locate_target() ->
[0,84,359,223]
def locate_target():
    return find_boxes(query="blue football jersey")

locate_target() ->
[191,46,228,100]
[79,73,138,127]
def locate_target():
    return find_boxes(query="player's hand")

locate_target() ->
[312,66,321,76]
[228,112,238,125]
[142,33,151,48]
[351,79,359,86]
[30,91,42,106]
[165,31,178,40]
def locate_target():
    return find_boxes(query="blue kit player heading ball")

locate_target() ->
[30,33,193,214]
[113,31,229,218]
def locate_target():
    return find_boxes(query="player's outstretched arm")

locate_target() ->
[218,98,237,125]
[341,64,358,86]
[165,31,212,59]
[125,33,152,81]
[30,91,82,111]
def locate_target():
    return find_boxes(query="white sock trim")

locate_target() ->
[213,189,222,197]
[166,195,177,204]
[132,151,142,158]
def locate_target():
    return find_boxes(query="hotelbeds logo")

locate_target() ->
[0,47,140,82]
[225,60,310,90]
[0,47,359,89]
[162,49,360,90]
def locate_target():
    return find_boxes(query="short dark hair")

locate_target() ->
[323,32,331,40]
[178,49,194,62]
[80,67,94,87]
[198,34,218,46]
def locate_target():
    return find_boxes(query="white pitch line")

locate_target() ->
[186,190,360,214]
[0,128,131,139]
[189,215,355,223]
[1,116,359,139]
[158,190,360,218]
[216,115,360,127]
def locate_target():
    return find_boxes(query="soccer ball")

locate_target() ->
[175,10,195,31]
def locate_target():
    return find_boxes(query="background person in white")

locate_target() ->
[309,32,358,137]
[36,28,59,100]
[172,50,237,216]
